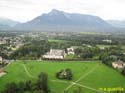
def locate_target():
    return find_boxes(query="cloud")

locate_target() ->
[0,0,125,22]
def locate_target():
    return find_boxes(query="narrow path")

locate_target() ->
[65,64,99,91]
[22,64,37,79]
[22,63,104,92]
[51,79,105,93]
[75,83,105,93]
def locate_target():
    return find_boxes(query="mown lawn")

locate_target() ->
[0,60,125,93]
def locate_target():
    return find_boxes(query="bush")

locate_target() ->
[56,68,73,80]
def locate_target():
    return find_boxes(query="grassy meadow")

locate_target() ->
[0,61,125,93]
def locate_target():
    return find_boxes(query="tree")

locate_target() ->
[99,53,114,66]
[37,72,49,93]
[4,82,17,93]
[18,81,25,93]
[56,69,73,80]
[81,52,94,59]
[2,72,50,93]
[65,69,73,80]
[74,48,82,55]
[121,67,125,76]
[25,80,32,91]
[120,55,125,62]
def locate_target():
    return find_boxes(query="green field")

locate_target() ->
[97,45,125,50]
[0,61,125,93]
[48,39,68,43]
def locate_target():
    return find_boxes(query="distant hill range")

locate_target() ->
[14,9,114,32]
[1,9,125,32]
[107,20,125,28]
[0,18,19,30]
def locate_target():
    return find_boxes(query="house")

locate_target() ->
[0,57,3,64]
[67,47,75,55]
[102,39,112,43]
[42,49,66,59]
[112,60,125,69]
[0,69,7,77]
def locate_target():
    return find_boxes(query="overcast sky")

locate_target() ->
[0,0,125,22]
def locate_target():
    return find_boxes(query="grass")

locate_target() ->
[65,54,78,59]
[48,39,68,43]
[0,60,125,93]
[96,45,113,48]
[97,45,125,49]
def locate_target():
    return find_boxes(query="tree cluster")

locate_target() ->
[10,40,50,60]
[74,46,100,60]
[1,72,50,93]
[99,46,125,67]
[56,68,73,80]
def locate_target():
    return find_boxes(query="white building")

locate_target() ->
[42,49,66,59]
[102,39,112,43]
[112,60,125,69]
[67,47,75,55]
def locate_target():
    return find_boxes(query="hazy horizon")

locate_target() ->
[0,0,125,22]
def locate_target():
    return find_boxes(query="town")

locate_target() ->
[0,31,125,93]
[1,0,125,92]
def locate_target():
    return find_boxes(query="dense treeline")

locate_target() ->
[1,31,125,61]
[53,33,125,45]
[1,72,50,93]
[9,39,81,60]
[99,46,125,75]
[10,40,50,60]
[99,46,125,66]
[75,46,98,60]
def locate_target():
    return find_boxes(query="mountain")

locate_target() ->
[107,20,125,28]
[15,9,113,32]
[0,18,20,27]
[0,23,10,29]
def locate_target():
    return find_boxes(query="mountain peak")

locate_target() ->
[51,9,60,12]
[48,9,62,15]
[15,10,113,31]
